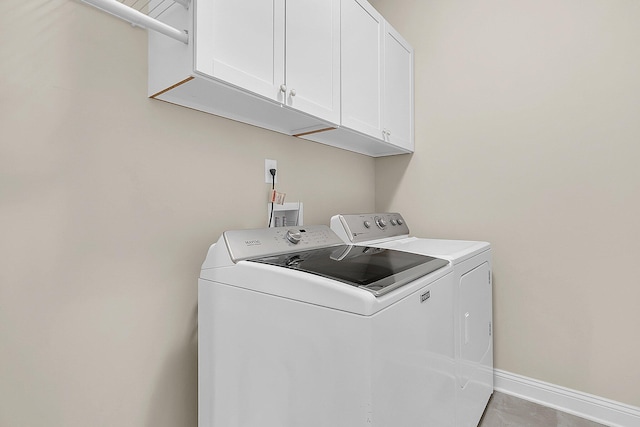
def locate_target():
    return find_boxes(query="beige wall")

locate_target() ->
[3,0,640,424]
[0,1,374,426]
[371,0,640,407]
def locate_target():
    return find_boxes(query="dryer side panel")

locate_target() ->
[456,253,494,427]
[459,261,493,377]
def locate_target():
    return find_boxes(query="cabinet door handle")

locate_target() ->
[290,89,296,97]
[280,84,287,93]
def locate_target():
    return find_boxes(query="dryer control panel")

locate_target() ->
[331,213,410,243]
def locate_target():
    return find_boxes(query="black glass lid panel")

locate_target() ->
[248,245,443,288]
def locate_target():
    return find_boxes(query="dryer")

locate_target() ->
[198,225,457,427]
[331,213,493,427]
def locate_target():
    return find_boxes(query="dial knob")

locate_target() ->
[375,217,387,229]
[397,219,404,226]
[363,220,371,228]
[286,229,302,244]
[390,219,398,226]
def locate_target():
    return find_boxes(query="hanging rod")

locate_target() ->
[81,0,189,44]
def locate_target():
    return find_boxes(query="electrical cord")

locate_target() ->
[268,168,276,227]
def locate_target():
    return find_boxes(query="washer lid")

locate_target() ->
[249,245,449,297]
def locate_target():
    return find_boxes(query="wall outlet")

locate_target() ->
[265,159,278,184]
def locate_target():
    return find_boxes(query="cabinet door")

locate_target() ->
[341,0,384,139]
[198,0,286,102]
[383,22,414,151]
[285,0,341,125]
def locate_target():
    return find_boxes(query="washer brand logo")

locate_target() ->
[420,290,431,303]
[244,239,261,246]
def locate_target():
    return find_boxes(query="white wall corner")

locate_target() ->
[494,369,640,427]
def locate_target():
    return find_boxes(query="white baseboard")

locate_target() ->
[493,369,640,427]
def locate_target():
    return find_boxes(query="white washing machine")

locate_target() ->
[331,213,493,427]
[198,225,458,427]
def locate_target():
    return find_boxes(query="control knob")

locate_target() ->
[286,229,302,244]
[374,216,387,229]
[363,220,371,228]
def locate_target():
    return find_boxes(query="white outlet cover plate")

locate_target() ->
[265,159,278,184]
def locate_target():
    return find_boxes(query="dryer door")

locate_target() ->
[459,261,493,389]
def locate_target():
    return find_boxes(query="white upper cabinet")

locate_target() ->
[148,0,411,156]
[383,22,414,152]
[334,0,414,154]
[195,0,286,102]
[285,0,341,124]
[340,0,384,139]
[194,0,340,125]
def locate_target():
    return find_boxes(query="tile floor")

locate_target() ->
[478,392,608,427]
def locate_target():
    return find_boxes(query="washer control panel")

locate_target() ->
[223,225,343,262]
[332,213,410,243]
